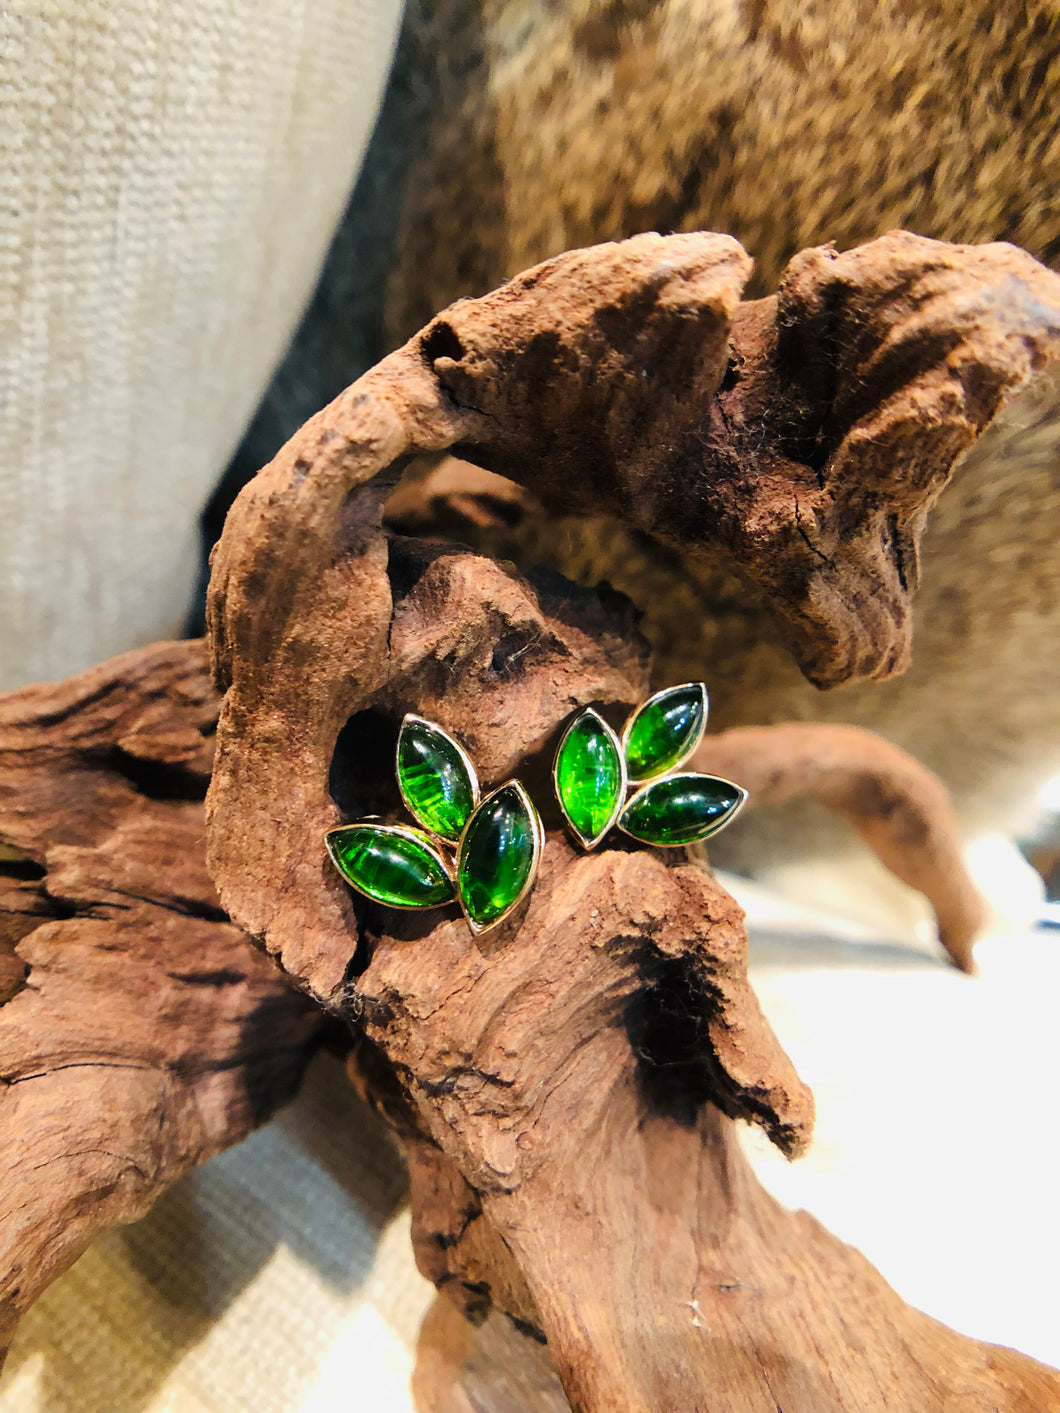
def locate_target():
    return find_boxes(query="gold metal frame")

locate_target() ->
[552,707,627,851]
[620,681,709,785]
[325,820,457,908]
[617,773,748,846]
[455,779,544,935]
[396,713,481,841]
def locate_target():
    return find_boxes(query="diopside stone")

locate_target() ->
[397,715,478,841]
[327,824,455,907]
[554,708,624,848]
[623,682,708,782]
[619,773,745,845]
[457,782,540,932]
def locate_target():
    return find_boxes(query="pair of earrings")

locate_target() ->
[326,683,746,936]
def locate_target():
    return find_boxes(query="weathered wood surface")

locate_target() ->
[204,233,1060,1411]
[0,642,320,1364]
[357,839,1060,1412]
[207,229,1060,999]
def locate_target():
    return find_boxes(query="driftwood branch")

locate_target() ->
[206,229,1060,996]
[405,1105,1060,1413]
[3,230,1058,1405]
[203,234,1060,1410]
[407,230,1060,689]
[0,642,320,1364]
[694,725,989,971]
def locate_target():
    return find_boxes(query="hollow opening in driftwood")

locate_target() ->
[329,706,398,820]
[624,952,719,1125]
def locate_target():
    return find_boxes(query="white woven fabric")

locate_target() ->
[0,0,402,688]
[0,1054,435,1413]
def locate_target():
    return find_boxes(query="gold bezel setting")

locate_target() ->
[554,682,747,853]
[456,779,544,936]
[396,712,480,840]
[553,707,627,851]
[325,821,456,909]
[616,774,749,847]
[620,681,709,785]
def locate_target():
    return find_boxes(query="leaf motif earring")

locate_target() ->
[553,683,747,850]
[327,715,543,935]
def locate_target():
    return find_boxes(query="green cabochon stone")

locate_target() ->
[620,774,743,846]
[555,710,623,847]
[458,784,537,930]
[398,717,476,841]
[329,825,455,908]
[624,683,706,782]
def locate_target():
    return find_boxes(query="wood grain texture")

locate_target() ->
[356,841,1057,1412]
[0,641,320,1365]
[205,232,1060,1409]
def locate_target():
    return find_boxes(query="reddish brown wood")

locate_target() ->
[412,1297,570,1413]
[354,837,1058,1412]
[207,230,1060,999]
[0,642,320,1364]
[203,230,1060,1412]
[203,231,1060,1410]
[6,230,1059,1405]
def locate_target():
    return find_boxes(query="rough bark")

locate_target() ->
[203,231,1060,1411]
[0,642,320,1364]
[407,1117,1060,1413]
[207,229,1060,998]
[352,837,1058,1412]
[418,230,1060,689]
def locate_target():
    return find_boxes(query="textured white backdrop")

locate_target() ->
[0,0,402,688]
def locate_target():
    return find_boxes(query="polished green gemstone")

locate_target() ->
[457,782,540,932]
[623,683,708,782]
[554,709,624,848]
[619,773,745,846]
[397,716,478,841]
[327,825,455,907]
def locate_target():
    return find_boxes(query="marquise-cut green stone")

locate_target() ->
[328,825,455,907]
[555,710,623,846]
[619,773,743,846]
[457,783,538,931]
[397,717,476,841]
[624,683,707,782]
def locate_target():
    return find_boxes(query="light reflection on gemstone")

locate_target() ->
[554,708,625,848]
[397,715,478,840]
[457,781,542,932]
[619,772,745,846]
[327,824,455,907]
[623,683,708,782]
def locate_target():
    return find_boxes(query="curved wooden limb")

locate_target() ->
[407,1112,1060,1413]
[695,724,989,971]
[414,232,1060,687]
[0,642,321,1364]
[204,233,1060,1409]
[207,230,1060,999]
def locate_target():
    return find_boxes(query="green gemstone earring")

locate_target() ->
[553,683,747,850]
[326,715,543,936]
